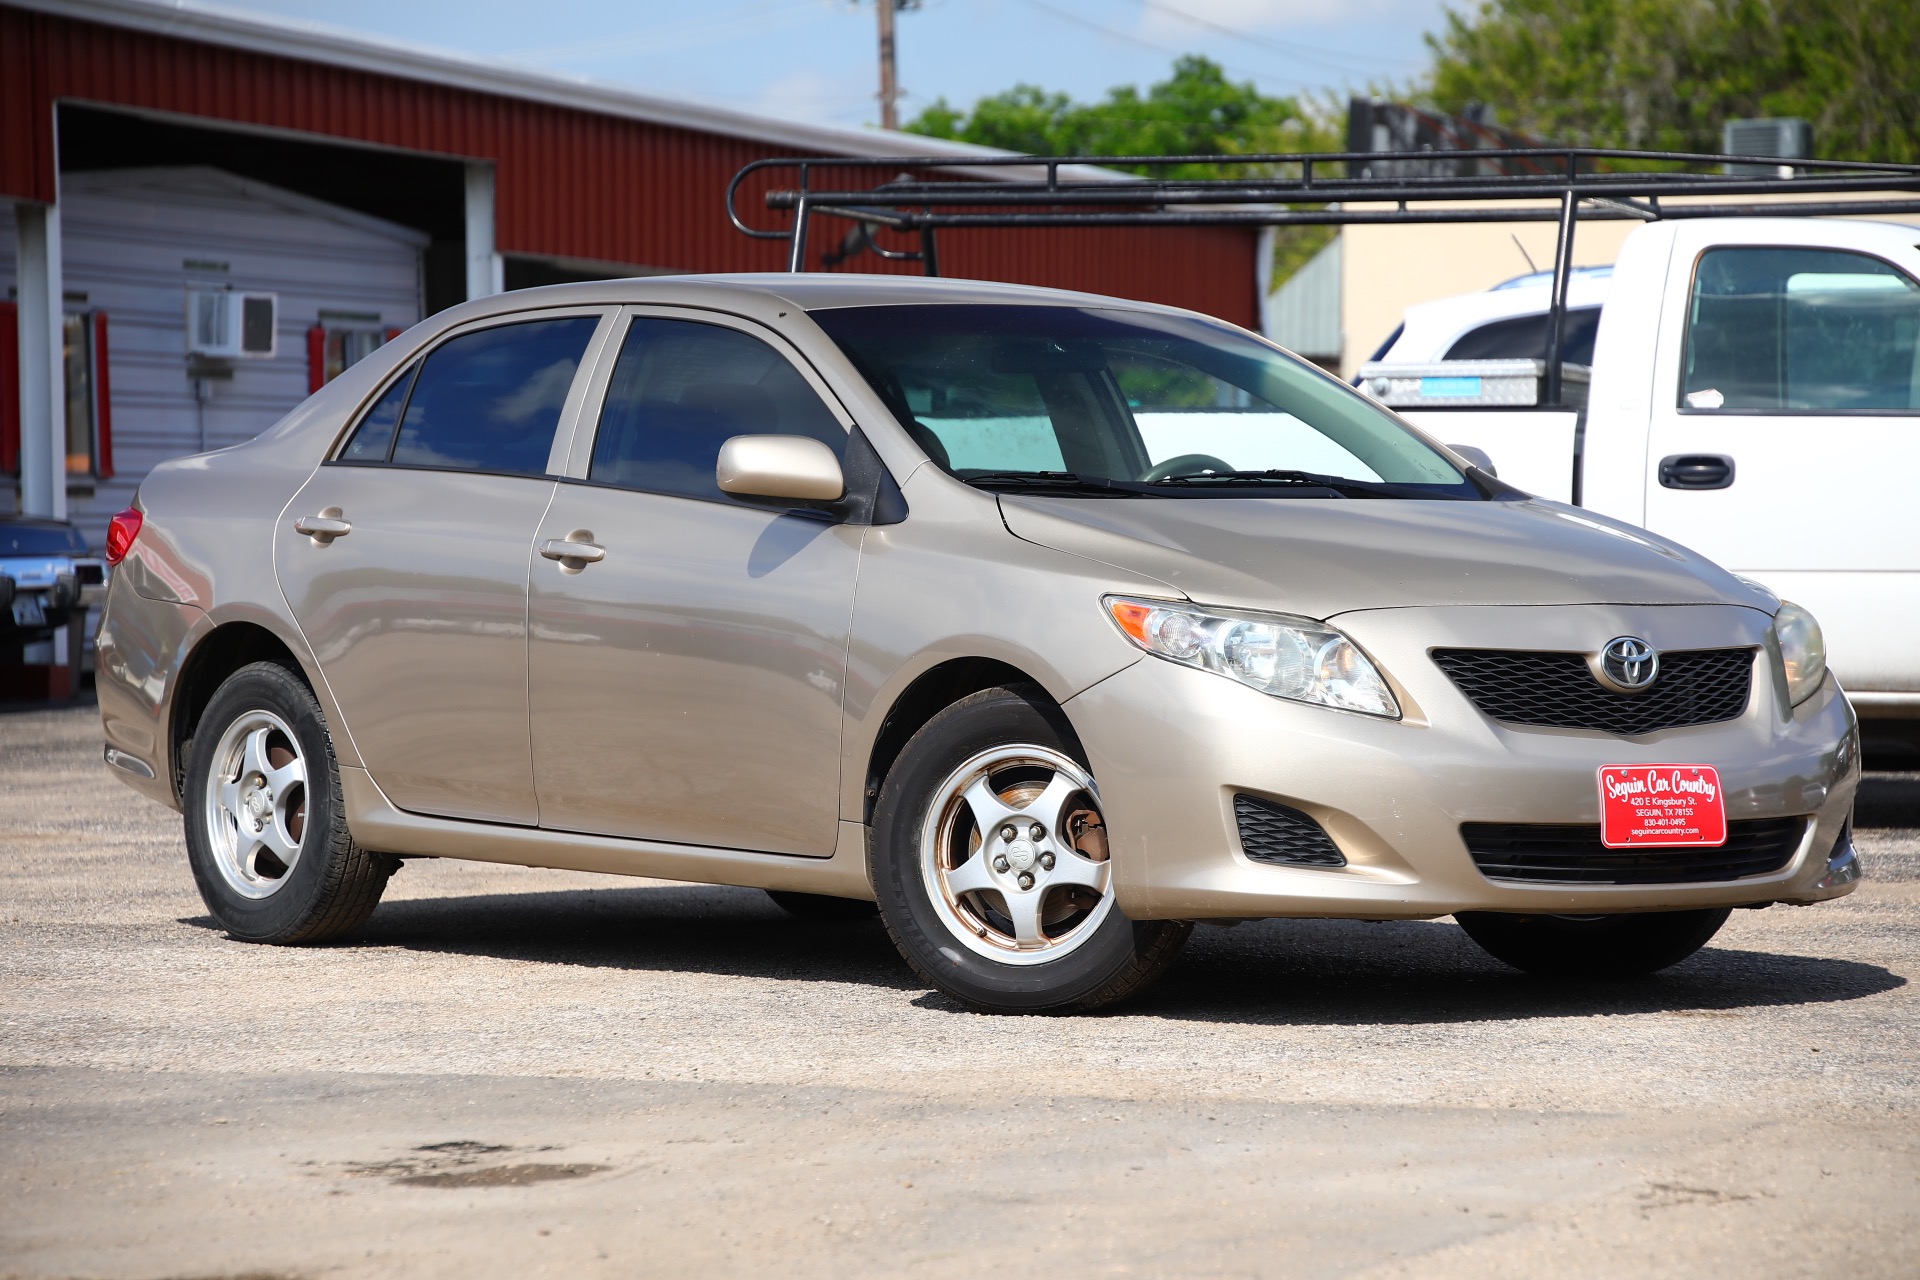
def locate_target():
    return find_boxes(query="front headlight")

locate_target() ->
[1104,595,1400,718]
[1775,600,1827,706]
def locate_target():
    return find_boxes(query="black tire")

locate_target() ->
[182,660,395,943]
[869,685,1190,1014]
[1455,907,1732,978]
[766,890,880,920]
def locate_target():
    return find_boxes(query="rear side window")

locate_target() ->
[1682,248,1920,412]
[1443,307,1601,366]
[588,318,845,501]
[338,365,415,463]
[342,317,598,475]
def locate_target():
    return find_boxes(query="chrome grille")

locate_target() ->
[1431,647,1755,735]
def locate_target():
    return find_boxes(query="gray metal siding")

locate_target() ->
[1266,234,1343,359]
[3,166,424,545]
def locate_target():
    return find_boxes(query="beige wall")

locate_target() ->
[1336,192,1920,377]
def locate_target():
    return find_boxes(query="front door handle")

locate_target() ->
[539,535,606,569]
[1657,453,1736,490]
[293,508,352,545]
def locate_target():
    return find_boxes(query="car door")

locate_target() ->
[526,309,863,855]
[1643,228,1920,692]
[275,309,614,824]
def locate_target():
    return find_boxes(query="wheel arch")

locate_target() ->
[861,656,1078,825]
[169,617,318,803]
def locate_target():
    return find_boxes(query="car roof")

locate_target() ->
[440,272,1182,324]
[1383,274,1613,364]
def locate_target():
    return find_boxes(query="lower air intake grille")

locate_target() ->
[1462,817,1806,884]
[1235,794,1345,867]
[1431,647,1755,735]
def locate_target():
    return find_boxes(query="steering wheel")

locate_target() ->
[1142,453,1236,483]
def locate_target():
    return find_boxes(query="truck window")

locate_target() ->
[1443,307,1601,366]
[1681,248,1920,412]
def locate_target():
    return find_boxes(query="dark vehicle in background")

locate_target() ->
[1,517,107,656]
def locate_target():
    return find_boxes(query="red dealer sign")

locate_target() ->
[1598,766,1728,848]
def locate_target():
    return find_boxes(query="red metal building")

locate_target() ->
[3,0,1259,530]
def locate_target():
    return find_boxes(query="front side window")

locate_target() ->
[338,316,598,475]
[588,318,846,502]
[1681,247,1920,412]
[811,304,1473,498]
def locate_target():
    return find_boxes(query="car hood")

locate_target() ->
[998,495,1772,618]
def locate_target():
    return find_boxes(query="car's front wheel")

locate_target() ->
[1455,907,1732,978]
[182,660,395,943]
[870,686,1190,1013]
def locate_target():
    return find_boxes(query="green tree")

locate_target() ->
[904,55,1319,177]
[1424,0,1920,162]
[905,56,1342,283]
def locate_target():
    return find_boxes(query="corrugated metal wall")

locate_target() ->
[0,5,1258,327]
[0,166,424,541]
[1267,234,1342,359]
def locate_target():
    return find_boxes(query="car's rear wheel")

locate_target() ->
[1455,907,1732,978]
[870,685,1190,1013]
[183,660,395,943]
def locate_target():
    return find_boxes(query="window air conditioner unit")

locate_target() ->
[185,289,278,359]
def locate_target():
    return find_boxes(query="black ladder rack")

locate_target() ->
[727,147,1920,407]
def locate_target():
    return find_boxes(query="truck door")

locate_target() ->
[1642,226,1920,696]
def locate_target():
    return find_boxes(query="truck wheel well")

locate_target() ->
[170,622,307,801]
[863,658,1051,824]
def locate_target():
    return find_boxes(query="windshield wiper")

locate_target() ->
[1150,468,1398,497]
[962,471,1136,496]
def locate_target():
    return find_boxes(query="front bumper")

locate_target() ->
[1069,603,1860,921]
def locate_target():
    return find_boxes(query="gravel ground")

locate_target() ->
[2,699,1916,1278]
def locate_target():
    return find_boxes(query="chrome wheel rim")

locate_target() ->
[919,745,1114,966]
[202,709,308,900]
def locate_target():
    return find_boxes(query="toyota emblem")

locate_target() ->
[1595,636,1660,693]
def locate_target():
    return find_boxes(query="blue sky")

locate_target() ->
[224,0,1457,132]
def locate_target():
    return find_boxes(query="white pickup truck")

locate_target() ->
[1361,216,1920,736]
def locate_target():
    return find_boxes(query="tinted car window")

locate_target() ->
[338,364,416,463]
[385,317,599,475]
[1443,307,1601,366]
[1682,247,1920,411]
[589,318,846,501]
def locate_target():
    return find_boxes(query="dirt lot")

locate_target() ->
[3,699,1916,1279]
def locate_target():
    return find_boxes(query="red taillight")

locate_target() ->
[105,507,143,566]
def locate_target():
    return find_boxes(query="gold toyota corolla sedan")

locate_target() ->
[95,274,1861,1012]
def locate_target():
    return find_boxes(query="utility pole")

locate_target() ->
[876,0,899,131]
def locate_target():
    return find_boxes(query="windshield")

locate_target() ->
[0,522,88,556]
[810,304,1478,498]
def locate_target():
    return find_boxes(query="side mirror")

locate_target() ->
[1447,444,1498,477]
[716,435,846,504]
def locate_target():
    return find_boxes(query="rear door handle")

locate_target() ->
[292,509,351,544]
[539,536,606,566]
[1657,453,1736,490]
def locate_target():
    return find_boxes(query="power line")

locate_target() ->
[1130,0,1398,75]
[1012,0,1318,91]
